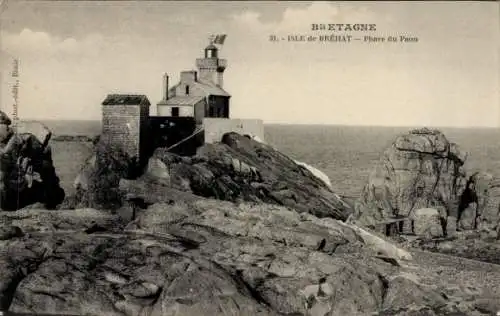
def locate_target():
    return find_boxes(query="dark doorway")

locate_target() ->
[172,107,179,117]
[224,102,229,118]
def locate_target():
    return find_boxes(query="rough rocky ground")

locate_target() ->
[1,196,500,316]
[1,131,500,315]
[406,231,500,265]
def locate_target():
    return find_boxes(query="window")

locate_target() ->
[185,85,190,95]
[171,107,179,117]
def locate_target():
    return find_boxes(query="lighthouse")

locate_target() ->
[196,42,227,88]
[156,36,230,123]
[153,35,264,146]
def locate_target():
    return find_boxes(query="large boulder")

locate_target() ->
[354,128,496,235]
[411,208,445,238]
[466,171,500,231]
[0,121,65,210]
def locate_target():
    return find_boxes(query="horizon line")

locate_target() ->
[16,117,500,130]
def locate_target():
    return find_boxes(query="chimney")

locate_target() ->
[180,70,197,83]
[163,73,169,100]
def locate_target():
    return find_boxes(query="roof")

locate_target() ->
[157,95,204,106]
[205,44,218,50]
[102,94,151,106]
[196,79,230,97]
[165,79,230,99]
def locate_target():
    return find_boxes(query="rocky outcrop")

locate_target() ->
[461,171,500,231]
[244,133,334,189]
[354,128,498,235]
[0,121,65,210]
[293,160,333,189]
[69,135,141,210]
[0,195,497,316]
[155,133,350,220]
[72,132,351,220]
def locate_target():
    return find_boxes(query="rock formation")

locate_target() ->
[72,132,351,220]
[245,133,334,190]
[354,127,499,236]
[69,134,142,210]
[0,120,65,210]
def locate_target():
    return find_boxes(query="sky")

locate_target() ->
[0,1,499,127]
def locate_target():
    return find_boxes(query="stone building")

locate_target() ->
[101,94,150,162]
[156,43,230,125]
[101,37,265,158]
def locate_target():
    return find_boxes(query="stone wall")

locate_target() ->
[102,105,145,160]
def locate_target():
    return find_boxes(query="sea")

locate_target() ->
[42,120,500,198]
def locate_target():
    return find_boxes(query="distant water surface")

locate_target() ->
[41,120,500,198]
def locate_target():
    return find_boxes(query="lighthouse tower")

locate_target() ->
[196,42,227,87]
